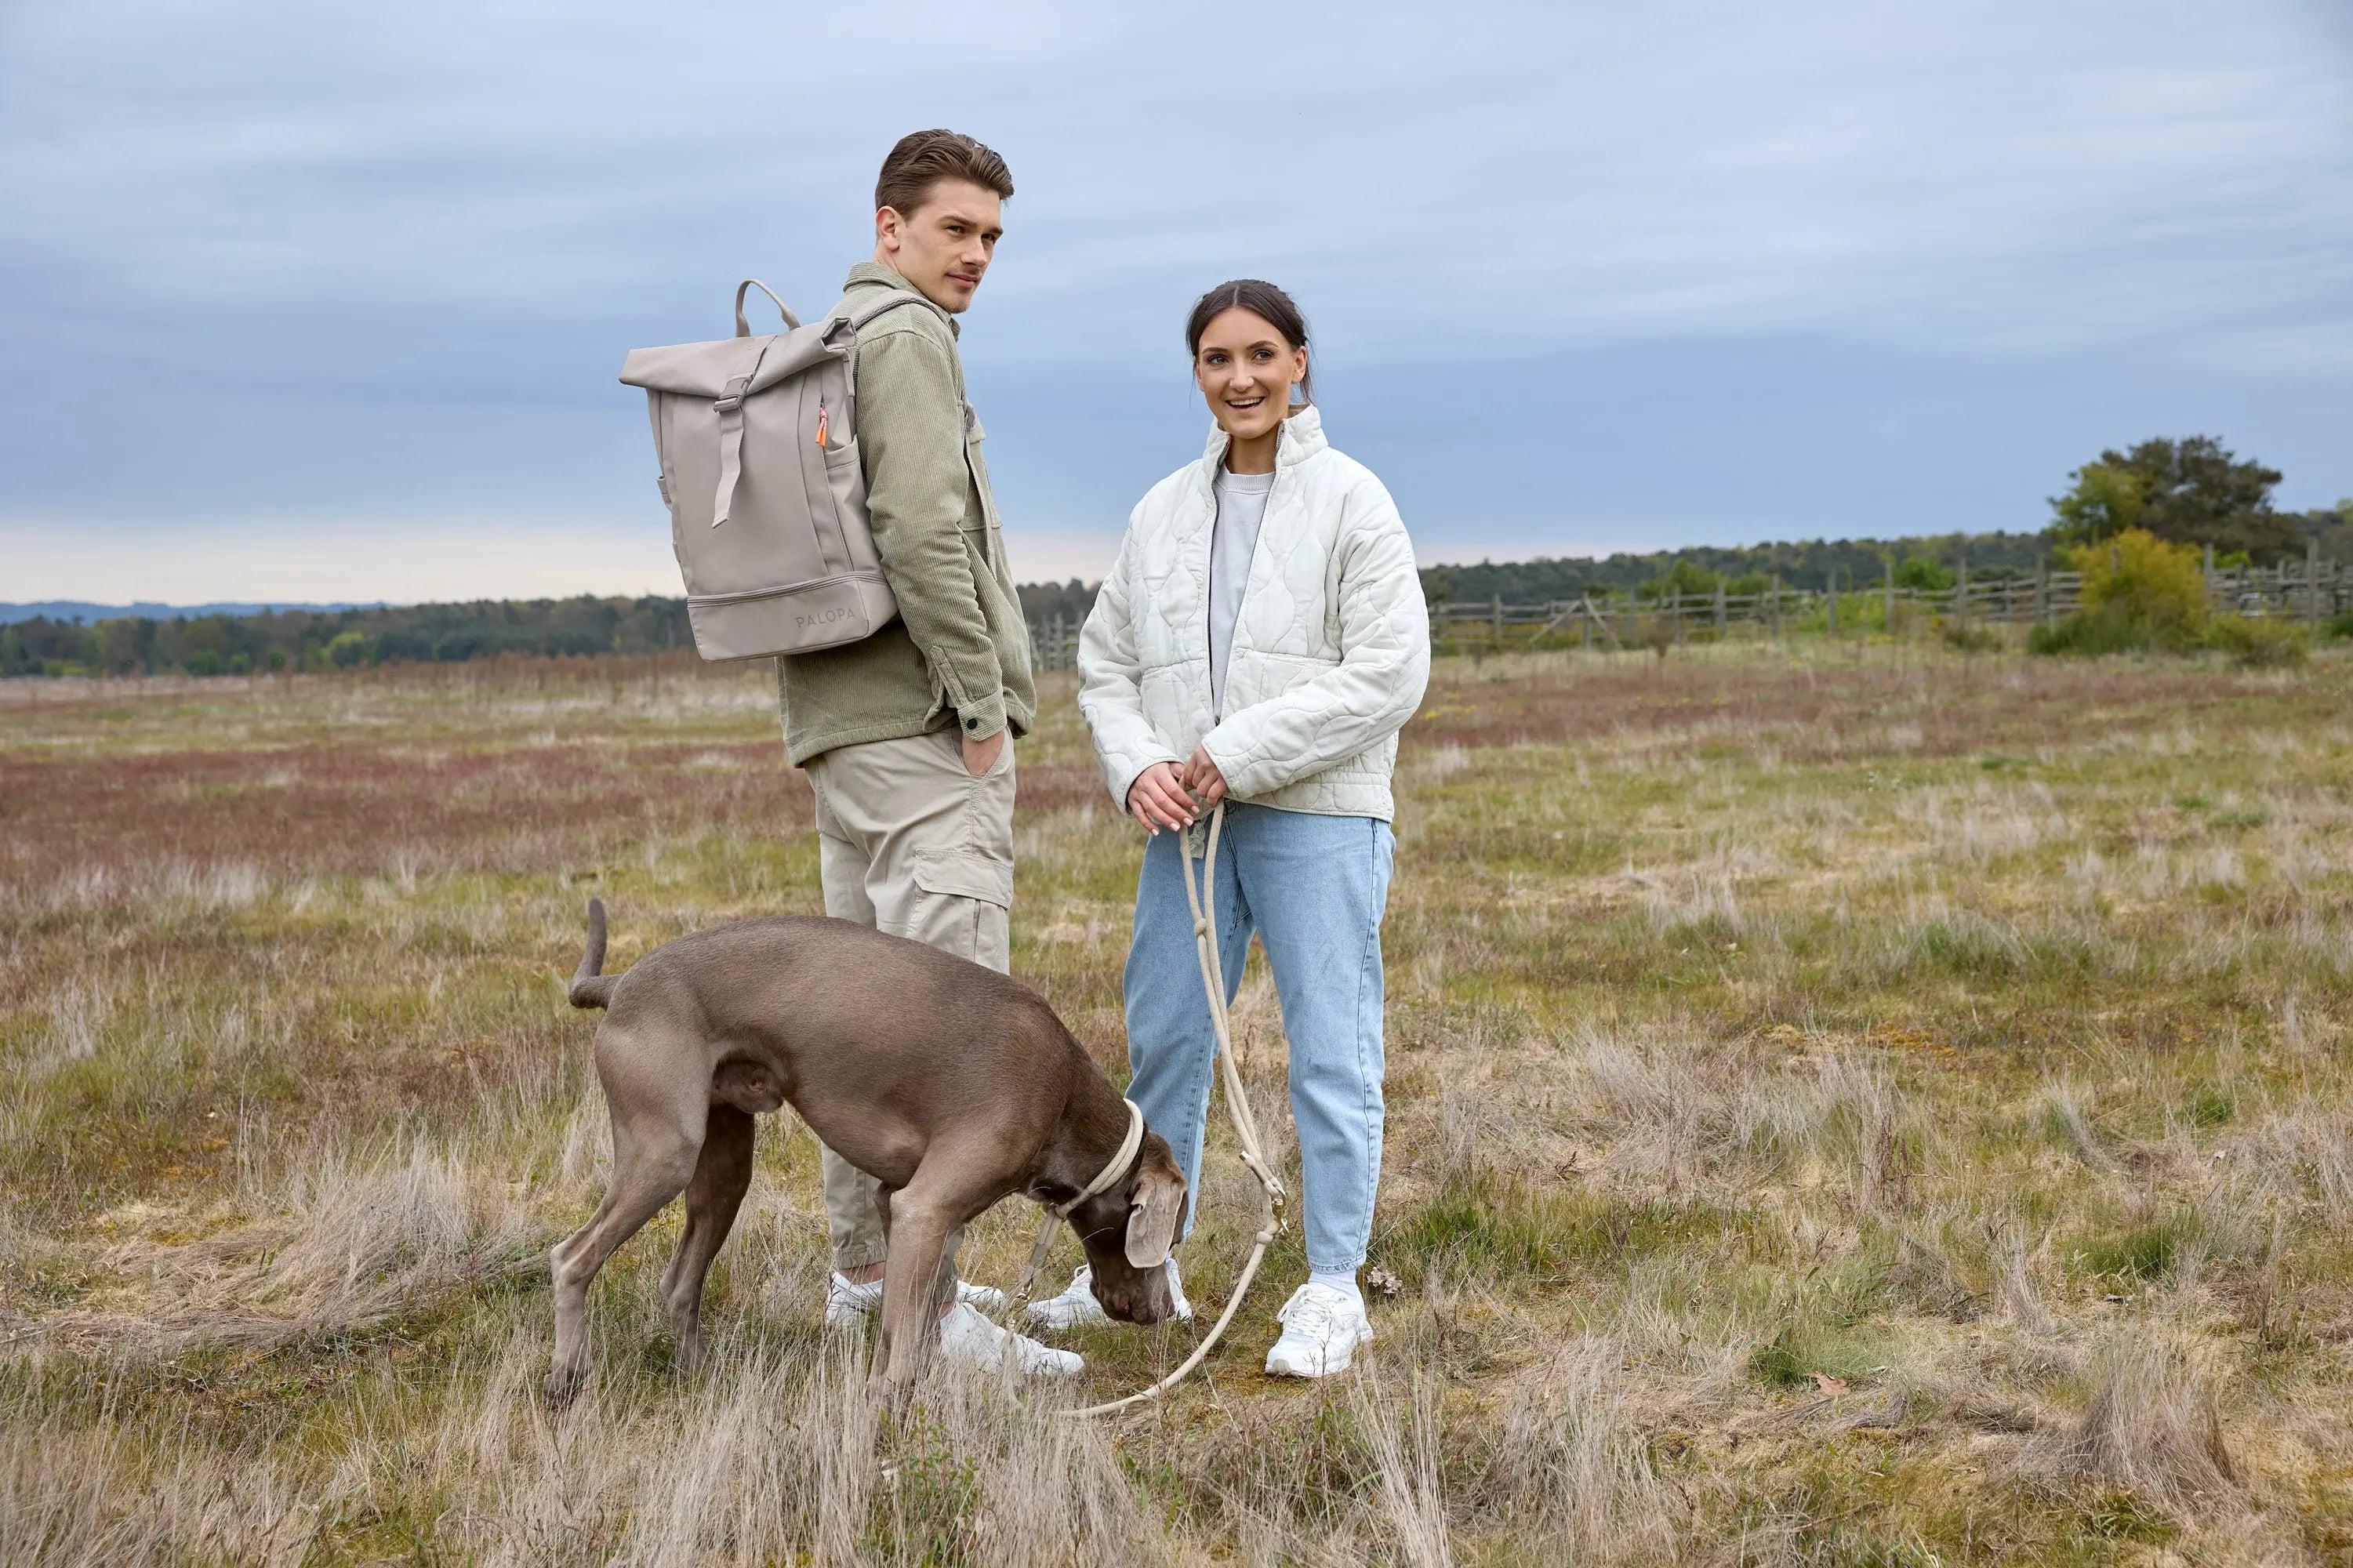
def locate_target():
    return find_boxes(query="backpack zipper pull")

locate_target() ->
[815,401,829,448]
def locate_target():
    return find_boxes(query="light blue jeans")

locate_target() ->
[1124,804,1396,1275]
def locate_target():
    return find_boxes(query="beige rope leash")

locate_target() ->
[1051,800,1288,1420]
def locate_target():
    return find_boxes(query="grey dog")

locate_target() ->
[546,898,1186,1405]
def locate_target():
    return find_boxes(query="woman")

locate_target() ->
[1029,280,1429,1377]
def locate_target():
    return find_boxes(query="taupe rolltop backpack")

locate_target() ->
[619,280,947,660]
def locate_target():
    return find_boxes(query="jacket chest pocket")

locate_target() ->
[961,405,999,527]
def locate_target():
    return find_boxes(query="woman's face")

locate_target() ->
[1193,308,1307,445]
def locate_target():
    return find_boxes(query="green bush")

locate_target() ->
[1639,558,1723,601]
[2202,614,2308,668]
[2326,611,2353,641]
[1894,555,1955,592]
[2031,528,2211,658]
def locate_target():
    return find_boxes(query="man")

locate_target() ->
[779,129,1071,1375]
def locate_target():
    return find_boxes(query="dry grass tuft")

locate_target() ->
[0,1406,322,1567]
[2033,1323,2238,1509]
[48,1137,543,1357]
[1486,1336,1677,1563]
[1353,1367,1454,1568]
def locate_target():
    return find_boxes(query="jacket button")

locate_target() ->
[965,717,980,730]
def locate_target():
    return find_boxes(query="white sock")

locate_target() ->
[1309,1269,1361,1306]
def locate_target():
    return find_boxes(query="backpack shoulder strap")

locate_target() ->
[842,289,951,334]
[832,290,958,438]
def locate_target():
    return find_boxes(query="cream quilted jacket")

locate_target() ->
[1077,405,1430,821]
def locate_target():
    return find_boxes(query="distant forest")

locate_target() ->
[1,597,695,679]
[8,524,2346,679]
[1419,532,2061,604]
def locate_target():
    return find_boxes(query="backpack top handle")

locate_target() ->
[733,279,801,338]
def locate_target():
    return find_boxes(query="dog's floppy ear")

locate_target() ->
[1124,1147,1187,1269]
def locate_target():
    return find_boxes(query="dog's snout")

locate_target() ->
[1096,1272,1176,1325]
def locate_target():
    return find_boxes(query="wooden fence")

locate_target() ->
[1430,555,2350,653]
[1029,550,2350,669]
[1031,616,1083,673]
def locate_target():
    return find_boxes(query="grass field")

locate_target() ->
[4,642,2352,1565]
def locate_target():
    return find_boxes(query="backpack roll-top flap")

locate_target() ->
[619,323,844,398]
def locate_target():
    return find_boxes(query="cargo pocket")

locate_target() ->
[910,847,1012,909]
[909,847,1012,971]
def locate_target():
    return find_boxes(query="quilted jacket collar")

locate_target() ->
[1199,402,1327,473]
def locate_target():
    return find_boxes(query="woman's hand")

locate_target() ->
[1126,760,1196,833]
[1180,746,1228,808]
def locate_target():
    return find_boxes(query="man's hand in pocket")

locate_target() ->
[961,730,1006,777]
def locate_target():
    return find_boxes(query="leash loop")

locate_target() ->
[1049,800,1287,1420]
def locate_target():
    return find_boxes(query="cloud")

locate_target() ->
[2,0,2348,599]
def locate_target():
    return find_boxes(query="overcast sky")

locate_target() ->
[3,0,2349,603]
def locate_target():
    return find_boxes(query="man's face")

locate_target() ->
[874,178,1004,314]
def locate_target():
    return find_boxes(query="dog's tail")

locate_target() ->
[569,897,619,1010]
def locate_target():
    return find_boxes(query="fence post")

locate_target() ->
[1771,575,1783,641]
[2203,543,2216,611]
[1883,560,1894,637]
[1826,570,1839,637]
[2035,563,2049,626]
[1714,580,1727,639]
[1955,557,1969,630]
[2309,535,2322,626]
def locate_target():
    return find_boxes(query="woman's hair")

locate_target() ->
[1185,279,1312,404]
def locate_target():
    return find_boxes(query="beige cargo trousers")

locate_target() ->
[804,725,1015,1295]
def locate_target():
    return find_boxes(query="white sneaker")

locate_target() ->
[935,1302,1083,1377]
[824,1272,1008,1328]
[1024,1259,1195,1334]
[1264,1282,1372,1377]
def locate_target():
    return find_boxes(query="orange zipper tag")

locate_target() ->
[815,403,829,447]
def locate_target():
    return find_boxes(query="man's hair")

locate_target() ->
[875,129,1014,218]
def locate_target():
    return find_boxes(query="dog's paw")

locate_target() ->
[543,1364,588,1411]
